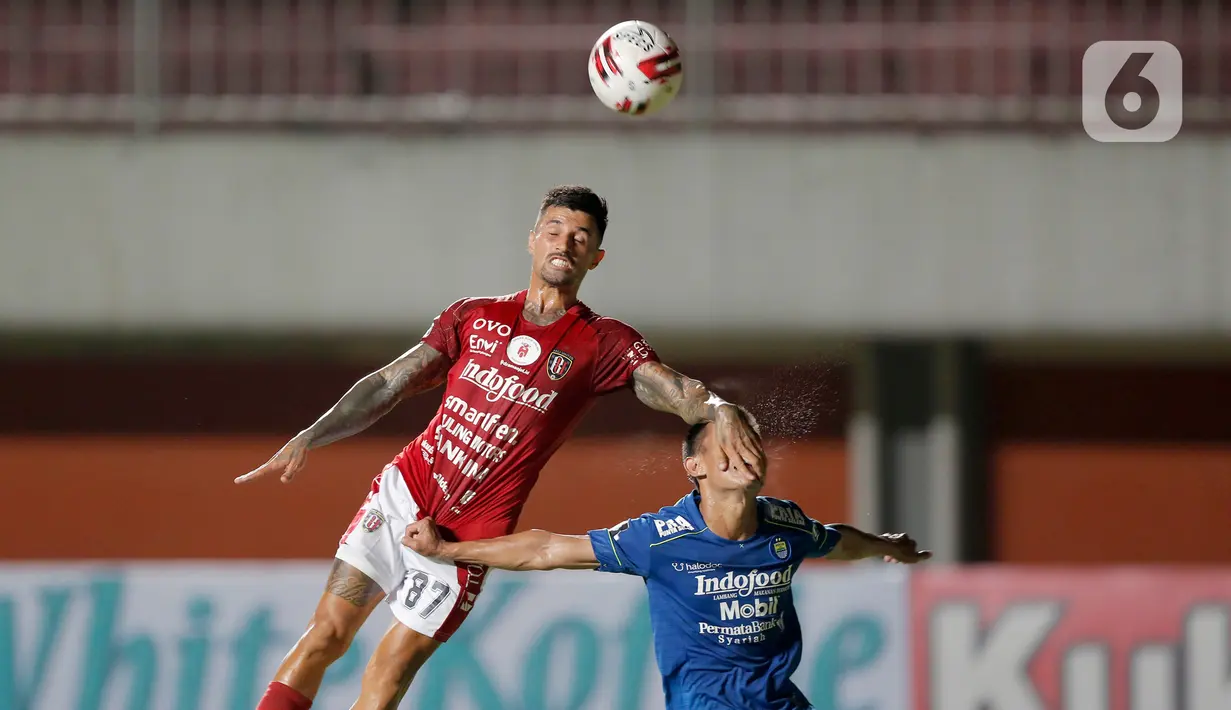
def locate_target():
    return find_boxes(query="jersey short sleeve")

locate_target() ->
[420,298,472,361]
[591,320,660,395]
[587,515,656,577]
[805,519,842,558]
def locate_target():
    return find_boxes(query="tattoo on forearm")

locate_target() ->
[325,560,383,607]
[302,344,449,449]
[632,362,725,425]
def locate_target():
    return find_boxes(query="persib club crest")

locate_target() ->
[362,509,386,533]
[546,350,574,380]
[772,536,790,560]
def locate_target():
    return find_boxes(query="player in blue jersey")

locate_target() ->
[401,412,931,710]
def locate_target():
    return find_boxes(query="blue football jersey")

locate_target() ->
[587,491,841,710]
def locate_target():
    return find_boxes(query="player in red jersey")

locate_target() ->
[236,186,767,710]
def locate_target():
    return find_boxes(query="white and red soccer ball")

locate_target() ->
[588,20,683,117]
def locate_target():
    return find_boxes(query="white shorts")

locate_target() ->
[334,465,488,642]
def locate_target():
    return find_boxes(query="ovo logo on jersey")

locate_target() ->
[472,319,513,337]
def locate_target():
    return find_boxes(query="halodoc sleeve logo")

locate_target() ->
[1082,41,1183,143]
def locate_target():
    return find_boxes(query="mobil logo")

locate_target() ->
[473,319,512,338]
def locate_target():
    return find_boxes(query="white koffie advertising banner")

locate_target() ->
[0,563,909,710]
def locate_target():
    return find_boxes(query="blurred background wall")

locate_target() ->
[1,1,1229,709]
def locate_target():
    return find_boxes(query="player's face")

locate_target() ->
[529,206,605,287]
[687,425,764,495]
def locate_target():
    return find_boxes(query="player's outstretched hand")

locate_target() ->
[402,518,445,558]
[234,435,310,485]
[714,405,766,478]
[879,533,932,564]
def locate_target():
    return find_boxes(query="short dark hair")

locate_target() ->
[539,185,608,244]
[682,406,761,489]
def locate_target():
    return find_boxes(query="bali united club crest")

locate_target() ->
[362,509,386,533]
[546,350,574,380]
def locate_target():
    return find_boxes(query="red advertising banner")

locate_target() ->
[913,569,1231,710]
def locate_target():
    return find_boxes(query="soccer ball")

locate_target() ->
[588,20,683,116]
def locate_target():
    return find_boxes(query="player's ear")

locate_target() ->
[683,455,701,478]
[589,249,605,270]
[527,229,536,255]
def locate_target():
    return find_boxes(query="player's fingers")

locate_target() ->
[739,441,765,474]
[279,456,305,484]
[715,447,731,471]
[234,463,274,484]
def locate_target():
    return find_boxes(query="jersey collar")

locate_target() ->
[684,490,768,537]
[682,490,705,527]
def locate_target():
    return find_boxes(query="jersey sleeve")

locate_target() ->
[586,514,656,577]
[420,298,471,361]
[592,321,660,395]
[805,519,842,558]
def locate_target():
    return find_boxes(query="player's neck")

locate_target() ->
[698,491,759,541]
[524,279,580,321]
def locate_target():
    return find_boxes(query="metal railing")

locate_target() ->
[0,0,1227,131]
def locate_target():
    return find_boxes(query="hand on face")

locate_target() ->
[712,405,767,481]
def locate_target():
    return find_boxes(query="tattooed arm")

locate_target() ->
[298,343,450,449]
[631,361,727,425]
[631,361,766,476]
[234,343,451,484]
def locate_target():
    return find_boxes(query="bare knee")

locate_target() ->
[298,613,357,664]
[275,561,385,697]
[297,561,384,664]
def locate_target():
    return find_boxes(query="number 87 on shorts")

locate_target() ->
[1081,40,1183,143]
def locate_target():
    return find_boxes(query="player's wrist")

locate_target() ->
[710,399,736,420]
[869,536,901,561]
[434,540,461,560]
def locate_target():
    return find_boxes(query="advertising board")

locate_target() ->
[0,563,908,710]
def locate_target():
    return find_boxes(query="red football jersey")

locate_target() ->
[390,290,659,540]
